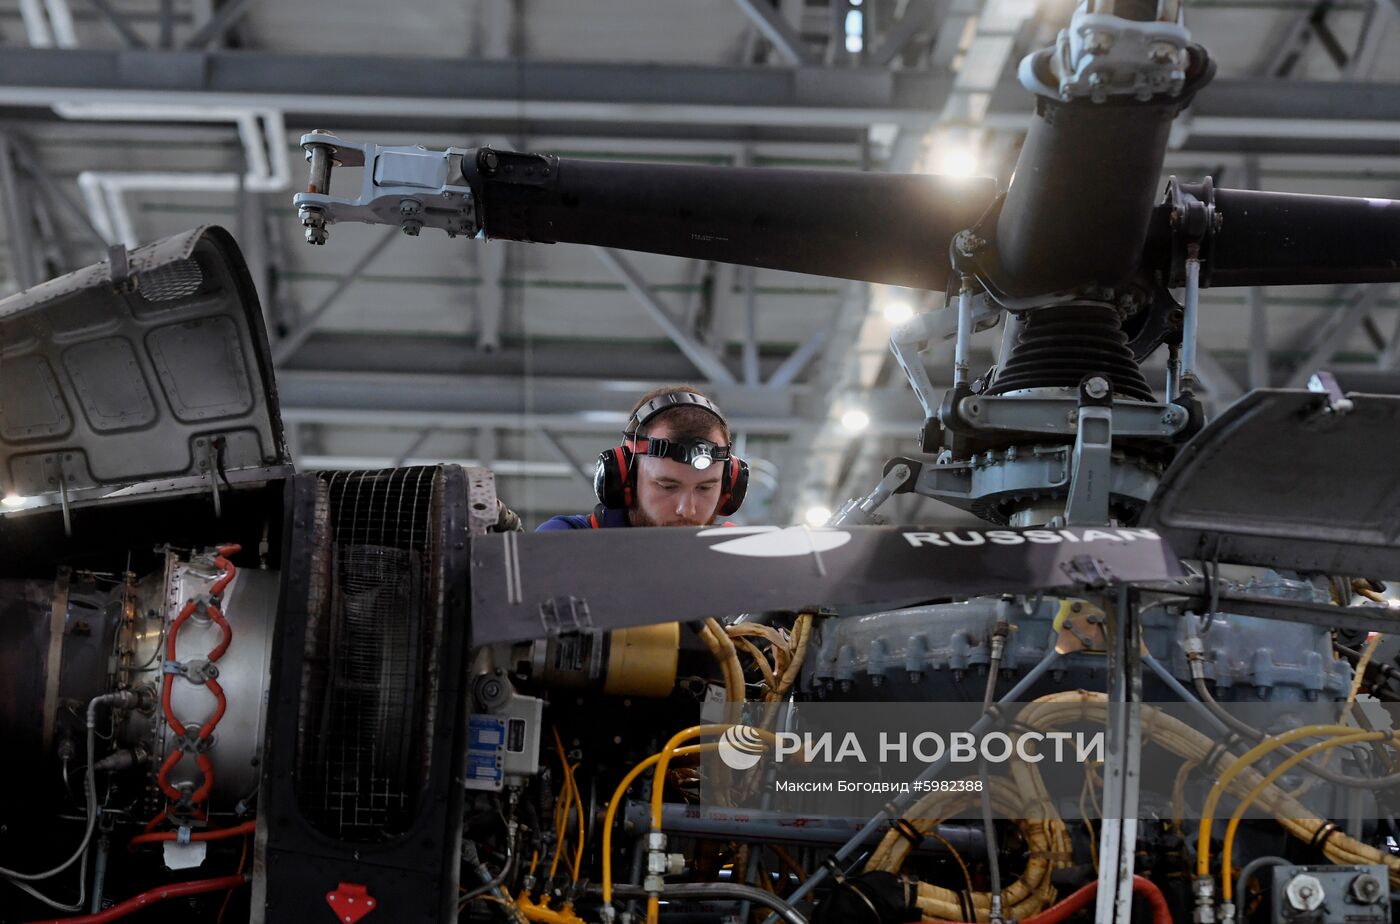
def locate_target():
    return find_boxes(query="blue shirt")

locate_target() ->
[536,506,630,530]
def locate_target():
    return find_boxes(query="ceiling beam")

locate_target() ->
[1284,285,1391,388]
[274,369,930,436]
[184,0,260,49]
[0,49,1394,141]
[271,226,399,365]
[592,246,737,385]
[733,0,817,67]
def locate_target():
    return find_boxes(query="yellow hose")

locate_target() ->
[600,744,708,904]
[644,724,778,924]
[1221,731,1385,900]
[1196,724,1365,879]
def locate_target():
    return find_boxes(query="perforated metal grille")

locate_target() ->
[297,467,444,841]
[137,258,204,302]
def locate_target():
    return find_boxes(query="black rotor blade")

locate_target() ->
[462,150,997,292]
[1206,188,1400,287]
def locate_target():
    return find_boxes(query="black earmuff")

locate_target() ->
[593,444,635,509]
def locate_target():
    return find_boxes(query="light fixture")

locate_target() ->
[933,146,979,178]
[2,494,26,508]
[804,505,832,527]
[840,408,870,433]
[882,297,914,325]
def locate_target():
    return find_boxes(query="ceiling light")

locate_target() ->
[883,298,914,325]
[2,494,26,508]
[804,505,832,527]
[934,146,979,178]
[840,409,870,433]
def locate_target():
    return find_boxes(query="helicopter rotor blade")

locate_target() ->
[1203,188,1400,288]
[462,151,997,293]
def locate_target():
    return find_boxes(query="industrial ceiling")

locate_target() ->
[0,0,1395,528]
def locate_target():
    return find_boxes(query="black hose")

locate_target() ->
[1190,675,1400,788]
[598,883,808,924]
[1336,644,1400,686]
[1235,855,1290,910]
[979,624,1007,917]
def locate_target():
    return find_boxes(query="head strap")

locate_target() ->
[625,391,726,437]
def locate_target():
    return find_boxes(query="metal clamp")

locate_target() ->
[163,658,218,684]
[292,132,479,244]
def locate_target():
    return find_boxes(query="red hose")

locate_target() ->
[925,875,1171,924]
[145,547,241,832]
[24,874,248,924]
[127,820,256,849]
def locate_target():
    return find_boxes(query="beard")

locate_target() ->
[628,506,716,528]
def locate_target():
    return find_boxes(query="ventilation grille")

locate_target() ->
[138,258,204,302]
[297,467,445,842]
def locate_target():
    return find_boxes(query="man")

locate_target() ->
[537,385,748,530]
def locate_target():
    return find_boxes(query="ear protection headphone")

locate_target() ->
[593,391,749,516]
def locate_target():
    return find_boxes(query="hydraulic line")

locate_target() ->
[604,882,808,924]
[23,873,249,924]
[1233,856,1289,912]
[762,644,1063,924]
[1195,723,1396,880]
[645,725,780,924]
[126,820,256,849]
[1220,731,1385,901]
[1189,671,1400,789]
[927,875,1171,924]
[1007,694,1400,885]
[150,545,241,831]
[602,744,708,903]
[551,727,587,884]
[2,691,137,886]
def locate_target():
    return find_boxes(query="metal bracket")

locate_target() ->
[292,131,478,244]
[1305,370,1355,418]
[1064,385,1114,525]
[957,392,1186,438]
[829,463,915,527]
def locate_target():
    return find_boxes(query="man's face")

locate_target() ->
[629,422,727,528]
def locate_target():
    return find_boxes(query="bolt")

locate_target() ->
[1352,873,1383,904]
[1148,41,1178,65]
[1087,72,1107,103]
[1082,30,1114,54]
[399,199,421,216]
[401,220,422,237]
[1084,376,1111,399]
[479,149,499,174]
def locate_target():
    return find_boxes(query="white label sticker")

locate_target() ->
[700,683,728,723]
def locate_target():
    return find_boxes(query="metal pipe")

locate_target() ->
[621,803,985,854]
[1180,247,1201,389]
[954,278,973,386]
[601,883,807,924]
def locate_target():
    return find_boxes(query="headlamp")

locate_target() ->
[628,436,729,469]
